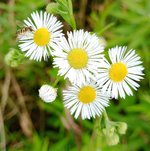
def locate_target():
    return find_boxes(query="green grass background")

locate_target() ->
[0,0,150,150]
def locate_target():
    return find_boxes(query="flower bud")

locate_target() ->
[117,122,127,135]
[5,48,24,67]
[103,125,119,146]
[103,126,115,135]
[39,85,57,103]
[106,133,120,146]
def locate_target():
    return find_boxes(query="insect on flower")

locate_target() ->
[16,26,33,39]
[18,11,63,61]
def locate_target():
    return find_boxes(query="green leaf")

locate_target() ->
[46,0,76,29]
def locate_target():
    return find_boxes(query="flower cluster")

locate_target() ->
[17,11,144,120]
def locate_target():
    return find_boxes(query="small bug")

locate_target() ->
[17,26,33,39]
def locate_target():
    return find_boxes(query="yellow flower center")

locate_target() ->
[33,28,50,46]
[67,48,88,69]
[78,86,96,104]
[109,62,128,82]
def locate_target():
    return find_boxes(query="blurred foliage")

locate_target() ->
[0,0,150,151]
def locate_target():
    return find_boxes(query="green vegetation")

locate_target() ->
[0,0,150,150]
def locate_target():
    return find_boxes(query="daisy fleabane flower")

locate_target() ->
[18,11,63,61]
[63,81,110,119]
[53,30,104,85]
[39,85,57,103]
[97,46,144,99]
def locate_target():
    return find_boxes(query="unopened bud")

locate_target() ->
[117,122,127,135]
[5,48,23,67]
[103,125,119,146]
[39,85,57,103]
[106,133,119,146]
[102,126,115,136]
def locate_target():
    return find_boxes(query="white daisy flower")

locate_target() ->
[63,81,110,119]
[39,85,57,103]
[53,30,104,85]
[97,46,144,99]
[18,11,63,61]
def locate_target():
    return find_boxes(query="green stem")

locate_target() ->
[103,109,109,121]
[52,76,62,87]
[97,22,115,35]
[103,110,110,129]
